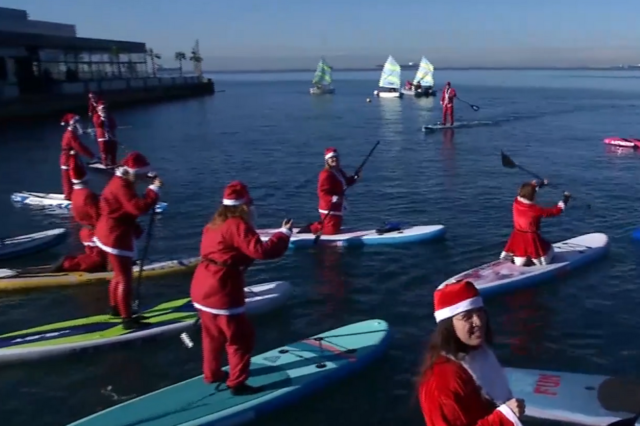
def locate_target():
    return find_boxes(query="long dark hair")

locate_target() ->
[208,204,250,228]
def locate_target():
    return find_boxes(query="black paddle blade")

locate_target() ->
[605,413,639,426]
[501,151,518,169]
[470,105,480,111]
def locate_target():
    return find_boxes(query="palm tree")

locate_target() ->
[174,51,186,76]
[146,48,161,77]
[189,48,203,77]
[109,46,123,78]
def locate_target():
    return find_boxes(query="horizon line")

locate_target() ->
[203,66,640,74]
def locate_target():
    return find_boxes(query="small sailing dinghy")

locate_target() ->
[401,56,436,98]
[309,58,335,95]
[374,55,403,98]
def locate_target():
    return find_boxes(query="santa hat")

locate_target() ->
[97,101,107,111]
[119,151,152,175]
[433,280,483,323]
[324,147,338,160]
[60,113,80,126]
[222,180,252,206]
[68,153,87,183]
[88,92,96,98]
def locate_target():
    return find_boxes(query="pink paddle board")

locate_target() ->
[603,137,640,149]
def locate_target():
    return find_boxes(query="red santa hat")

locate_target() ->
[433,280,483,323]
[97,101,107,111]
[88,92,96,99]
[119,151,152,175]
[68,153,87,183]
[324,147,338,160]
[222,180,252,206]
[60,113,80,126]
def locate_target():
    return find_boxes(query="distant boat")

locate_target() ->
[309,57,335,95]
[401,56,437,98]
[376,62,419,69]
[374,55,403,98]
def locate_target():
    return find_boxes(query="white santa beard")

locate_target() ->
[457,345,513,404]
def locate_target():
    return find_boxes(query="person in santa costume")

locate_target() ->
[500,180,571,266]
[190,180,292,395]
[298,147,359,235]
[93,151,161,330]
[60,113,100,200]
[87,92,102,118]
[418,280,526,426]
[92,101,119,167]
[53,152,106,273]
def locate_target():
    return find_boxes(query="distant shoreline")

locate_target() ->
[204,66,640,74]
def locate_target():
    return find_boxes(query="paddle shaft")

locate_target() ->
[133,210,156,311]
[456,97,480,111]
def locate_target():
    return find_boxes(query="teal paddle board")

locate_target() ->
[0,281,291,365]
[68,319,390,426]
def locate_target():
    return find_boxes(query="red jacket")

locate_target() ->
[317,168,357,216]
[71,185,100,228]
[88,96,102,117]
[503,196,565,259]
[93,174,159,257]
[93,113,118,142]
[190,218,291,314]
[60,129,96,170]
[441,87,456,106]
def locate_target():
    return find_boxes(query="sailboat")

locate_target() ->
[309,58,335,95]
[401,56,436,98]
[373,55,403,98]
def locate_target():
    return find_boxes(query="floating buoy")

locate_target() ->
[366,98,371,103]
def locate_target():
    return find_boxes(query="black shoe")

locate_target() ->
[109,306,121,317]
[297,224,313,234]
[47,257,66,273]
[133,314,148,321]
[230,383,264,396]
[122,317,150,330]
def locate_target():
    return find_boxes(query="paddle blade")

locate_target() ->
[471,105,480,111]
[313,233,322,245]
[501,151,518,169]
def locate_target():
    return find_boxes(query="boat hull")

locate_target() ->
[374,90,403,98]
[310,86,335,95]
[401,87,436,97]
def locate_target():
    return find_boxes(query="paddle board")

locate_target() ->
[258,224,446,248]
[88,162,157,178]
[0,281,291,365]
[68,319,390,426]
[0,228,68,260]
[422,120,493,131]
[10,191,167,214]
[505,367,640,426]
[603,137,640,150]
[441,233,609,296]
[0,257,200,292]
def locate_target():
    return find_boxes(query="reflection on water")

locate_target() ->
[313,247,348,320]
[441,129,456,190]
[377,98,403,145]
[498,288,549,358]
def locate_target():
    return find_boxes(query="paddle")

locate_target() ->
[500,151,591,209]
[313,140,381,245]
[132,209,156,313]
[457,97,480,111]
[605,413,639,426]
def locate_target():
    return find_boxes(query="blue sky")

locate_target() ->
[2,0,640,70]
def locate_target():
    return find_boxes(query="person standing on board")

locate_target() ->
[60,113,100,200]
[500,180,571,266]
[417,280,526,426]
[87,92,102,118]
[190,181,292,395]
[298,148,359,235]
[93,152,161,330]
[92,102,119,167]
[440,81,457,126]
[53,152,107,273]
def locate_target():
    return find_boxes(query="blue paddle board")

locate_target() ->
[422,120,493,131]
[68,319,390,426]
[0,228,67,260]
[505,367,640,425]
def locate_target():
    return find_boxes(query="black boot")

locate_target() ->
[230,383,264,396]
[108,306,121,317]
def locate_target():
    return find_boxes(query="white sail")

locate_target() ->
[413,56,434,87]
[378,55,401,89]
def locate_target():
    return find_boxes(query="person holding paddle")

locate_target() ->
[59,113,100,200]
[440,82,457,126]
[500,180,571,266]
[93,102,119,167]
[190,181,292,395]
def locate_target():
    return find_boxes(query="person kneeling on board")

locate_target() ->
[94,152,161,330]
[52,152,107,273]
[500,180,571,266]
[60,113,101,201]
[298,147,359,235]
[190,181,292,395]
[417,280,526,426]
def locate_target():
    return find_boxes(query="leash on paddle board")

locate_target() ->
[605,413,639,426]
[132,209,156,313]
[500,150,591,209]
[457,97,480,111]
[313,140,381,245]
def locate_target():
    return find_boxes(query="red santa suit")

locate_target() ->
[87,92,102,118]
[500,184,567,266]
[440,82,456,126]
[92,102,118,167]
[59,153,106,273]
[93,152,159,327]
[419,280,524,426]
[308,148,358,235]
[190,181,291,392]
[60,113,98,200]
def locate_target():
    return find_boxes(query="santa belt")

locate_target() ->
[202,257,248,272]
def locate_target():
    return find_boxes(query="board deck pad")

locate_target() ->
[505,367,640,425]
[422,120,494,131]
[68,319,390,426]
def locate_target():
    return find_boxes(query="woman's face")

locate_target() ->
[452,307,486,347]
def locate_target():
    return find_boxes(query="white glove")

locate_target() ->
[331,195,340,203]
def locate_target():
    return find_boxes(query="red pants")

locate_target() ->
[442,105,454,125]
[309,213,342,235]
[199,311,255,388]
[107,253,134,318]
[99,140,118,167]
[61,169,72,200]
[60,251,106,272]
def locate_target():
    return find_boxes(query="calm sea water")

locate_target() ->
[2,69,640,425]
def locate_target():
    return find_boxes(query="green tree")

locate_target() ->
[174,51,187,76]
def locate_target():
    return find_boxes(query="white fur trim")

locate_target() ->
[516,196,532,204]
[325,151,338,160]
[557,201,565,210]
[125,166,150,175]
[222,198,246,206]
[497,404,523,426]
[277,227,292,237]
[82,240,97,247]
[434,296,483,322]
[318,209,343,216]
[93,237,135,258]
[193,302,245,315]
[331,195,340,202]
[148,185,160,194]
[72,182,86,188]
[60,166,69,170]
